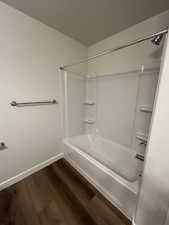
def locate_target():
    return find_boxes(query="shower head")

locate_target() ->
[151,34,164,45]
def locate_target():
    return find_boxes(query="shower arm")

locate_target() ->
[60,28,168,70]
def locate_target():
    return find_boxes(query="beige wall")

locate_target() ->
[0,2,87,185]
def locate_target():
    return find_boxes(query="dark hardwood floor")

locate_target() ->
[0,159,131,225]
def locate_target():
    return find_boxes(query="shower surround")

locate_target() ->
[62,61,159,219]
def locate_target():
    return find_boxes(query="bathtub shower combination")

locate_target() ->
[60,31,166,220]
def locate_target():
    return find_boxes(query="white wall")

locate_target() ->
[0,2,87,185]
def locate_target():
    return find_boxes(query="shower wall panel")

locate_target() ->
[66,72,85,137]
[95,75,139,147]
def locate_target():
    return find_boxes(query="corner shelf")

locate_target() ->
[84,102,96,106]
[84,119,95,124]
[136,133,148,142]
[139,105,153,113]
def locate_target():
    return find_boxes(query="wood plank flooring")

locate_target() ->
[0,159,131,225]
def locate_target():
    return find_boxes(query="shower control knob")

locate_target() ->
[139,141,147,146]
[136,154,145,161]
[0,142,6,150]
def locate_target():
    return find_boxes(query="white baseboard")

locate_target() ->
[0,153,64,191]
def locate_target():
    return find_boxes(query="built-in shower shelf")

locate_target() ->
[139,105,153,113]
[84,119,95,124]
[84,102,96,106]
[136,133,148,142]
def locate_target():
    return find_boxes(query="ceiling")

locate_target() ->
[2,0,169,46]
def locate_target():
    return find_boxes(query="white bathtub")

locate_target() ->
[63,134,139,219]
[65,134,140,182]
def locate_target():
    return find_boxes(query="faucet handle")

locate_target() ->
[136,153,145,161]
[139,141,147,146]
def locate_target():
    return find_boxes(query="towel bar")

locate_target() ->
[10,99,58,107]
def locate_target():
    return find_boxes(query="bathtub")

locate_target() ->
[63,134,140,219]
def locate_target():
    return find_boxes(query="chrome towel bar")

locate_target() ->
[10,99,58,107]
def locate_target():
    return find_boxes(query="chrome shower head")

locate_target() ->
[151,34,164,45]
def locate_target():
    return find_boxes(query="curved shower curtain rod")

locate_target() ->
[59,28,168,70]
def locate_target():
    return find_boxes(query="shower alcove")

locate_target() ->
[61,32,165,220]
